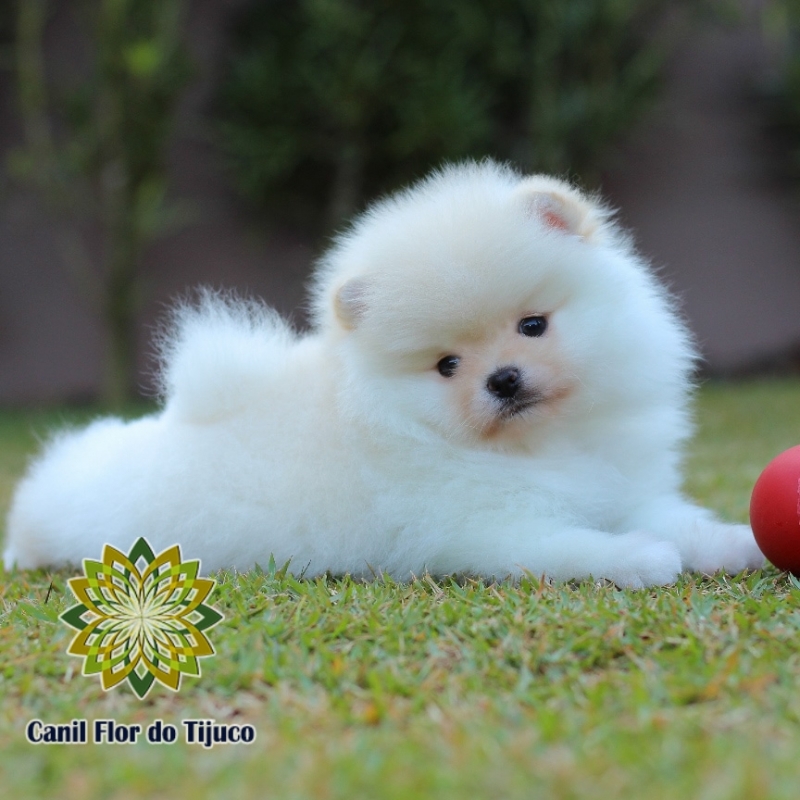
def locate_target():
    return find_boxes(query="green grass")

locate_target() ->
[2,379,800,799]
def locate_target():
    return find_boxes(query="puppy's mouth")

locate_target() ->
[493,390,544,419]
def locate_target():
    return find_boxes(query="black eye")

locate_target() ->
[518,315,548,338]
[436,355,460,377]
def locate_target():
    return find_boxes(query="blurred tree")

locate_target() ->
[0,6,13,74]
[216,0,671,232]
[9,0,191,408]
[765,0,800,179]
[0,1,16,202]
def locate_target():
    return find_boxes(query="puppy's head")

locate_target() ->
[312,161,693,450]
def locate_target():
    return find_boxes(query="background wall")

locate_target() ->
[604,7,800,373]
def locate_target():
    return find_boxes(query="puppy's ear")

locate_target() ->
[515,179,602,241]
[334,278,369,330]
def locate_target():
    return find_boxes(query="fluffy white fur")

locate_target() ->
[4,161,764,586]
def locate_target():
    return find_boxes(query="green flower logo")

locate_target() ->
[60,537,223,699]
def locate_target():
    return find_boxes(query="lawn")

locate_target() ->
[1,379,800,799]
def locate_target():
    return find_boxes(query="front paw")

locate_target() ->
[682,523,765,575]
[604,536,682,589]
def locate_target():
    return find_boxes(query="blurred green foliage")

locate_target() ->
[216,0,672,231]
[0,4,13,55]
[766,0,800,178]
[59,2,192,230]
[9,0,191,407]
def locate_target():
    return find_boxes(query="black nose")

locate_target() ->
[487,366,522,399]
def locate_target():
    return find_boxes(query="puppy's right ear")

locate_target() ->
[515,177,604,242]
[334,278,369,330]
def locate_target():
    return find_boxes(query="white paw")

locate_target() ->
[603,535,682,589]
[682,523,765,575]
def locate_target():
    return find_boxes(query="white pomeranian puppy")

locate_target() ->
[4,161,763,586]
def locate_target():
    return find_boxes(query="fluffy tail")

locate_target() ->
[156,289,296,423]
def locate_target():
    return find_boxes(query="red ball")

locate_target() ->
[750,445,800,576]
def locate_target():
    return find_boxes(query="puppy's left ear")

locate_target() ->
[515,178,603,242]
[334,278,370,330]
